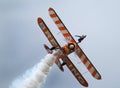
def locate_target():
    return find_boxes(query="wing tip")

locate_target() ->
[82,82,88,87]
[48,7,54,11]
[37,17,43,23]
[97,75,102,80]
[93,73,102,80]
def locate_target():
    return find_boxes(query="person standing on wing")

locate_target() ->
[75,35,86,43]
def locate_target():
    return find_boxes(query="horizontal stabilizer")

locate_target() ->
[44,44,53,54]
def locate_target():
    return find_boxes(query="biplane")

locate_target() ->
[37,7,101,87]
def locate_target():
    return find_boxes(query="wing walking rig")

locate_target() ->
[37,7,101,87]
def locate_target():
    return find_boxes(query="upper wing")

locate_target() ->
[37,17,60,48]
[75,46,101,80]
[48,8,101,80]
[64,57,88,87]
[49,8,74,43]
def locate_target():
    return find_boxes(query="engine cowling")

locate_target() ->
[68,43,75,50]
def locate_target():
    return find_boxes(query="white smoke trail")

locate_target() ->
[9,50,60,88]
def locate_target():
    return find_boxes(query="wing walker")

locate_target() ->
[37,7,101,87]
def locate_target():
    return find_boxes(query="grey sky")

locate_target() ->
[0,0,120,88]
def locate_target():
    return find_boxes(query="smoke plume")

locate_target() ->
[9,50,60,88]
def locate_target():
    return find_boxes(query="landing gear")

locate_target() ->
[61,62,67,66]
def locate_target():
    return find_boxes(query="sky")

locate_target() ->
[0,0,120,88]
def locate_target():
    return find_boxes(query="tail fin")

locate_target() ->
[44,44,53,54]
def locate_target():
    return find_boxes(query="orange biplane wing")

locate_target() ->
[75,47,101,80]
[37,18,60,48]
[48,7,101,80]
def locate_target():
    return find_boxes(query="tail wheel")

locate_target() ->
[68,43,75,50]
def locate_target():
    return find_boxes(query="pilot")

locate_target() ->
[75,35,86,43]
